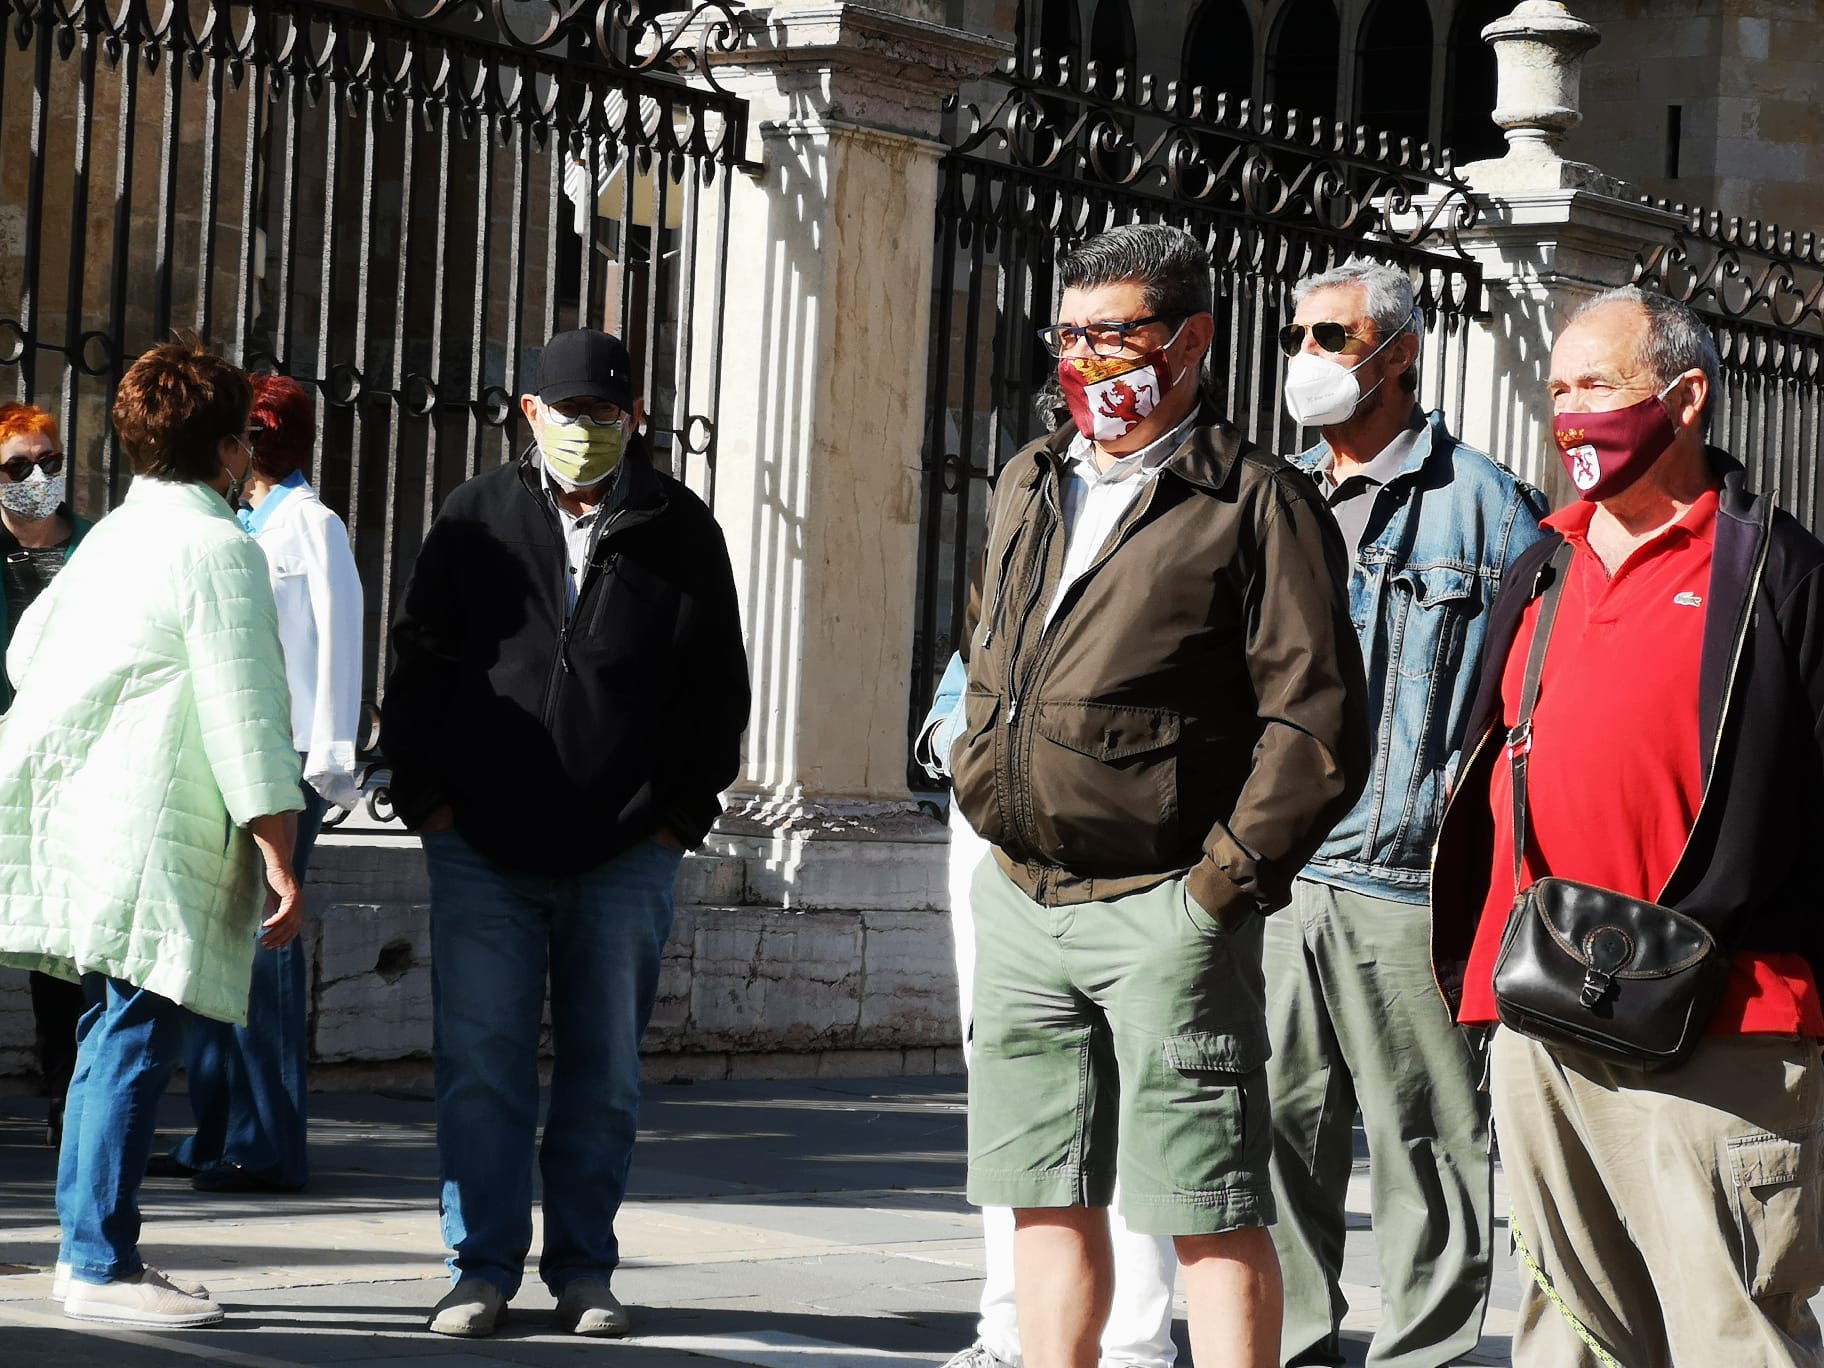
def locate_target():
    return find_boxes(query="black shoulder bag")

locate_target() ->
[1491,543,1728,1070]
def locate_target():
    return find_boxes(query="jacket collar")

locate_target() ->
[1292,406,1447,488]
[123,475,239,522]
[1027,396,1245,493]
[517,435,669,522]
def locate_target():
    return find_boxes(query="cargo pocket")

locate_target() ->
[1159,1023,1270,1193]
[1030,700,1181,870]
[1728,1129,1824,1298]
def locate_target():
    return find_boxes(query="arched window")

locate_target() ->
[1268,0,1341,125]
[1356,0,1432,144]
[1182,0,1254,104]
[1445,0,1512,163]
[1013,0,1083,78]
[1088,0,1136,98]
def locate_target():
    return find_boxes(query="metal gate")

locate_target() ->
[0,0,751,746]
[1634,205,1824,529]
[910,50,1486,782]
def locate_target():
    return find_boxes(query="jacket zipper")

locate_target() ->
[1002,471,1165,852]
[1653,501,1771,902]
[530,475,662,730]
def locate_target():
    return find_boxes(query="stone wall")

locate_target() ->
[1566,0,1824,233]
[0,822,964,1088]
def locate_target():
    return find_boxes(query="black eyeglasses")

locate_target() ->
[1277,322,1365,357]
[0,451,62,483]
[1038,313,1178,359]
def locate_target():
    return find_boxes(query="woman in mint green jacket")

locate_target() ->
[0,340,304,1332]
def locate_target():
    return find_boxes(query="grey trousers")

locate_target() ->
[1264,877,1493,1367]
[1493,1026,1824,1367]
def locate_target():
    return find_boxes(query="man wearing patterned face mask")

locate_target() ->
[384,327,749,1341]
[952,223,1369,1368]
[0,402,90,1153]
[1272,261,1547,1368]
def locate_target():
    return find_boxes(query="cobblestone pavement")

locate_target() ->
[0,1074,1579,1366]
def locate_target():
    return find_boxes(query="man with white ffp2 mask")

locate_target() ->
[1270,260,1548,1367]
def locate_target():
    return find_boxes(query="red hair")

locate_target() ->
[247,373,314,481]
[0,402,58,450]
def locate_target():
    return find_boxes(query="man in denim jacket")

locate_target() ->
[1269,260,1548,1367]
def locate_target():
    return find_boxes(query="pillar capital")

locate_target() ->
[713,3,1011,141]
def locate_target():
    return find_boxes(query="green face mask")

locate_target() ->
[540,411,627,489]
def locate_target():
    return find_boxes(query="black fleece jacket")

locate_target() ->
[381,445,749,875]
[1432,452,1824,1012]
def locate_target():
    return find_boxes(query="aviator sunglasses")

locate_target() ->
[1276,321,1365,358]
[0,450,62,483]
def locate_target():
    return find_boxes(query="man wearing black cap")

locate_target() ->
[383,328,750,1339]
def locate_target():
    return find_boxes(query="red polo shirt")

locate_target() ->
[1457,489,1824,1035]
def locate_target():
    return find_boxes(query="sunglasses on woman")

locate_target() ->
[0,451,62,483]
[1276,322,1364,358]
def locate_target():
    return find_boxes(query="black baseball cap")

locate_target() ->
[535,328,634,409]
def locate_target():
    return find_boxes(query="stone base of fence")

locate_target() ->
[0,817,964,1084]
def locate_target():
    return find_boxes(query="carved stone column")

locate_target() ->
[690,6,1007,825]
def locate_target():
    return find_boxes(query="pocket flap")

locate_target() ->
[1732,1133,1806,1189]
[1163,1025,1269,1074]
[1034,700,1180,761]
[1396,564,1476,608]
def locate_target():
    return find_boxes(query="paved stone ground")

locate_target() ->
[0,1075,1548,1367]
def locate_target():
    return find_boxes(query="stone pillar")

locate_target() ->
[692,5,1007,820]
[1416,2,1686,501]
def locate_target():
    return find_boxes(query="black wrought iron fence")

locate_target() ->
[0,0,751,741]
[910,50,1486,785]
[1633,203,1824,530]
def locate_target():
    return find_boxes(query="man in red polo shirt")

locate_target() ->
[1431,286,1824,1365]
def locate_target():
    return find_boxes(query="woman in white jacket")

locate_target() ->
[159,373,364,1193]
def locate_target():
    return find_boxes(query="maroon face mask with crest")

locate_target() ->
[1552,380,1682,501]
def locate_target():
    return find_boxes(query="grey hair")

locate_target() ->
[1571,285,1721,433]
[1059,222,1213,321]
[1292,256,1422,393]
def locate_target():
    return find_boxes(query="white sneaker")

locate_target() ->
[53,1261,209,1302]
[428,1277,508,1337]
[942,1344,1019,1368]
[63,1267,225,1328]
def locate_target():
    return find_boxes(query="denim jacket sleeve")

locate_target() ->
[914,651,968,780]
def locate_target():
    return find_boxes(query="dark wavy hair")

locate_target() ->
[248,373,315,481]
[112,335,252,482]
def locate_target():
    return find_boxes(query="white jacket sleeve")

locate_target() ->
[297,503,365,810]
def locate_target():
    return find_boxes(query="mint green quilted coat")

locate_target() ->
[0,477,304,1025]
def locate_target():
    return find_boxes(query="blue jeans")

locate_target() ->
[56,976,191,1283]
[423,829,682,1297]
[176,782,329,1187]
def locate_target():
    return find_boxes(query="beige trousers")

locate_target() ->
[1491,1026,1824,1367]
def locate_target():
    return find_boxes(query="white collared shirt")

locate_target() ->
[1042,414,1199,627]
[541,463,609,613]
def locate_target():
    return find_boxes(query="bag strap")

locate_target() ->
[1509,541,1576,891]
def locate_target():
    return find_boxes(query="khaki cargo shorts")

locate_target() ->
[965,856,1275,1236]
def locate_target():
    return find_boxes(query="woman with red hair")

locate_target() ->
[156,372,363,1193]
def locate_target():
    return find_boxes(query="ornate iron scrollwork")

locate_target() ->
[1634,198,1824,342]
[386,0,748,96]
[944,47,1483,272]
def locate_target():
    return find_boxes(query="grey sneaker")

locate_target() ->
[942,1344,1018,1368]
[428,1277,508,1337]
[63,1268,225,1328]
[554,1277,631,1337]
[53,1261,209,1302]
